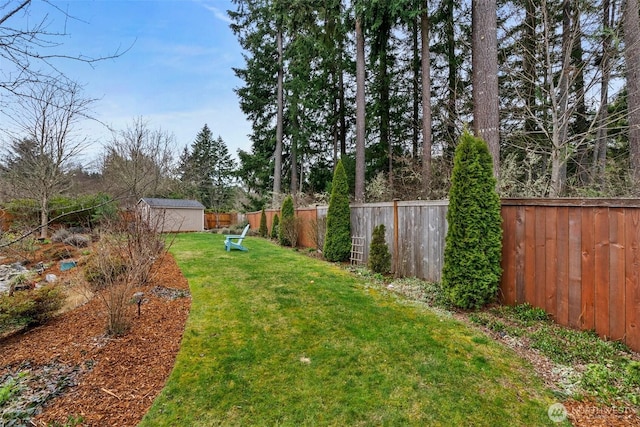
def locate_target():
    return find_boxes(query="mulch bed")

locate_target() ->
[0,252,190,426]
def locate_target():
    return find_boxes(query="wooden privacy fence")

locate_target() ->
[246,201,448,282]
[204,212,239,229]
[350,201,448,282]
[248,198,640,352]
[246,207,326,249]
[500,199,640,351]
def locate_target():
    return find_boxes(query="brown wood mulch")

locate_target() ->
[0,252,190,426]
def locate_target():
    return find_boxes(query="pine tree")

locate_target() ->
[179,125,236,210]
[442,131,502,309]
[323,159,351,261]
[368,224,391,273]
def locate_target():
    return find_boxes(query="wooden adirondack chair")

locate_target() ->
[224,224,250,251]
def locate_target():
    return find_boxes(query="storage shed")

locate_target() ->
[137,198,205,232]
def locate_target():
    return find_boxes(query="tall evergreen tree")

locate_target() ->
[179,125,236,210]
[230,0,279,198]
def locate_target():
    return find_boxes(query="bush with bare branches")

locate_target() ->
[90,208,170,336]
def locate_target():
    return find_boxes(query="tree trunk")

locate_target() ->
[523,0,537,134]
[273,28,284,201]
[381,47,392,194]
[593,0,614,186]
[421,6,432,196]
[355,16,366,203]
[40,193,48,239]
[445,0,457,158]
[624,0,640,180]
[572,8,589,185]
[412,14,419,160]
[549,0,572,197]
[472,0,500,177]
[290,110,298,194]
[338,67,347,157]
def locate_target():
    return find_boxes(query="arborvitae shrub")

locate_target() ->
[279,195,295,246]
[270,214,280,239]
[259,207,268,237]
[368,224,391,274]
[323,159,352,261]
[442,131,503,309]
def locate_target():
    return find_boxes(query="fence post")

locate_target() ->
[393,199,399,277]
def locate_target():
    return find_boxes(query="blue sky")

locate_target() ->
[13,0,252,162]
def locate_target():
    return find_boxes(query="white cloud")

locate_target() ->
[197,1,233,24]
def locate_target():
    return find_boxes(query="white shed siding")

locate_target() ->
[152,207,203,232]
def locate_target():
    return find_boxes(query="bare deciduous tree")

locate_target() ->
[100,117,175,206]
[0,0,128,100]
[500,0,624,197]
[0,80,94,239]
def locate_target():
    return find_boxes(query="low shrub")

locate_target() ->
[368,224,391,274]
[51,228,71,243]
[63,234,91,248]
[0,231,38,263]
[84,254,127,291]
[43,246,73,260]
[0,285,65,330]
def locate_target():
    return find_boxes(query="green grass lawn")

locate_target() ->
[140,233,567,426]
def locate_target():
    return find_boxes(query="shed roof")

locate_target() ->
[138,198,205,210]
